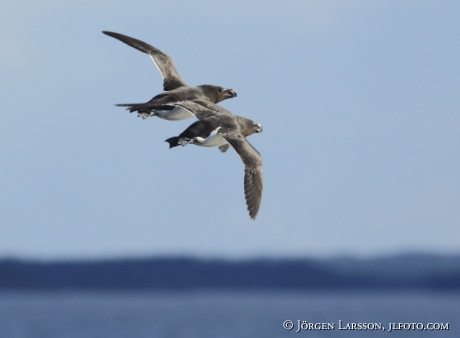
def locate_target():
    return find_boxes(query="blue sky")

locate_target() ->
[1,1,459,259]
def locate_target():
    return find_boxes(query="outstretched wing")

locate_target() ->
[224,135,263,220]
[102,31,187,91]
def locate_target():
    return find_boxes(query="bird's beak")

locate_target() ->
[256,123,263,133]
[223,88,237,99]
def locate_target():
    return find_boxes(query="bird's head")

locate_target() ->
[199,85,237,103]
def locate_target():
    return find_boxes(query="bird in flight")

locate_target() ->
[102,31,237,120]
[160,100,263,220]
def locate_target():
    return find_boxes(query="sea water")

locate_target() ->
[0,291,458,337]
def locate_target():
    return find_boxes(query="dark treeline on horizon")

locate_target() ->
[1,254,460,291]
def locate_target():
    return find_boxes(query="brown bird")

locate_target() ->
[162,100,263,220]
[102,31,237,120]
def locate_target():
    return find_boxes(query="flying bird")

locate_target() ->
[102,31,237,120]
[161,100,263,220]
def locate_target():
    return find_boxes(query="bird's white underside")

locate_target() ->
[194,127,228,147]
[155,107,195,120]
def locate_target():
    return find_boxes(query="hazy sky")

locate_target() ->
[1,1,459,260]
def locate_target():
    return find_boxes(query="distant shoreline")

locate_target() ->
[1,254,459,290]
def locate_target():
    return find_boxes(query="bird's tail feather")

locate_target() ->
[115,103,156,119]
[165,137,180,148]
[115,103,144,112]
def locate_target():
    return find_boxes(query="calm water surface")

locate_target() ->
[0,291,458,337]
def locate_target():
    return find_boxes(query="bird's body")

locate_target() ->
[102,31,237,119]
